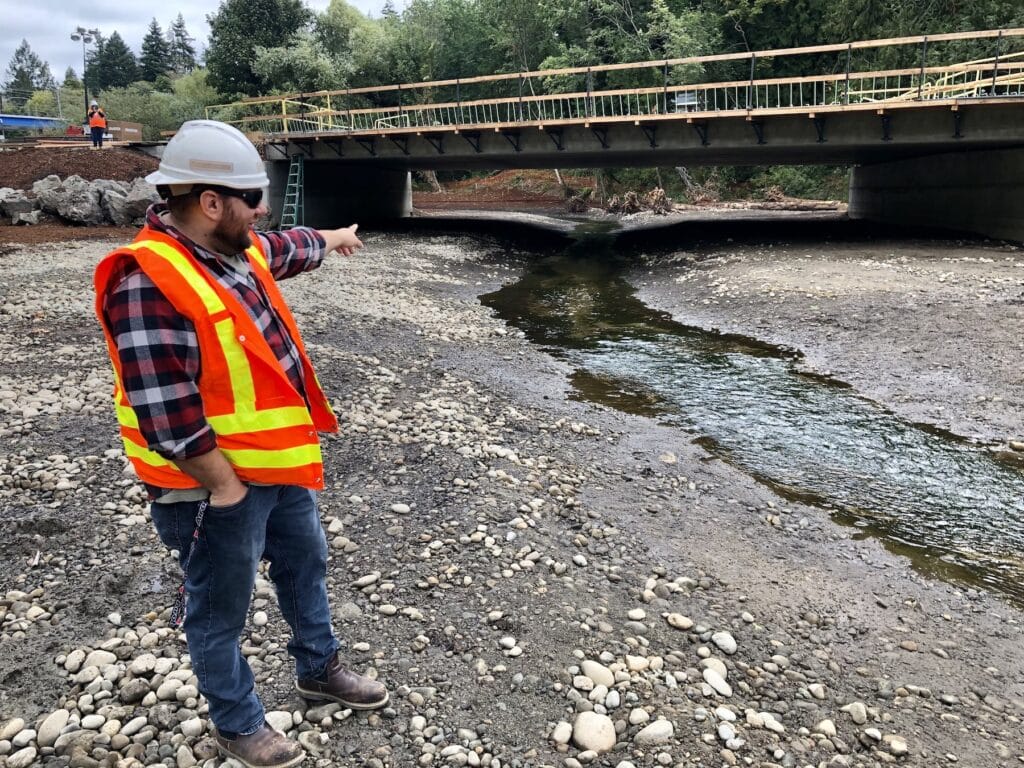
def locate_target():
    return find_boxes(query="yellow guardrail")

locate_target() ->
[206,28,1024,138]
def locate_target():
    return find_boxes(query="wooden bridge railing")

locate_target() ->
[206,29,1024,139]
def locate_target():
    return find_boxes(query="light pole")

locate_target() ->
[69,26,100,123]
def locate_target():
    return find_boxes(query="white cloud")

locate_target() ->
[1,0,393,89]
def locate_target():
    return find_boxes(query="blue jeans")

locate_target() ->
[151,484,339,734]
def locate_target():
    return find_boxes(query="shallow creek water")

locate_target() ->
[480,226,1024,604]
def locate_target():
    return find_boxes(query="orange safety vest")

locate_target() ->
[88,109,106,129]
[94,227,338,490]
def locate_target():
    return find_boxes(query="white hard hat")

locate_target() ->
[90,100,98,106]
[146,119,269,190]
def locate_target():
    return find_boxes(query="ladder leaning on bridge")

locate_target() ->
[280,154,304,229]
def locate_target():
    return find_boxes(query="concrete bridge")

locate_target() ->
[210,28,1024,241]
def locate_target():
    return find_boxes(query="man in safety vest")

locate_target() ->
[95,120,388,768]
[87,100,107,149]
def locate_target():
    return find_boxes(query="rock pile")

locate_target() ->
[0,175,158,227]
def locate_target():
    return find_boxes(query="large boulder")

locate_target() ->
[103,189,130,225]
[57,176,104,224]
[125,178,158,221]
[103,179,158,225]
[0,187,35,217]
[31,175,64,214]
[91,179,129,196]
[13,210,43,226]
[31,174,104,224]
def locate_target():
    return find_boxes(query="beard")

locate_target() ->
[211,207,253,254]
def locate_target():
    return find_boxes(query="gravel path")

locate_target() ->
[0,229,1023,768]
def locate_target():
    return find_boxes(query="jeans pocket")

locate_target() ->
[207,485,253,516]
[151,502,189,553]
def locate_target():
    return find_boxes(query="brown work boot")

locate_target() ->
[295,653,389,709]
[214,723,305,768]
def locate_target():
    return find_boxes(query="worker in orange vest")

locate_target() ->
[94,120,385,768]
[87,100,107,149]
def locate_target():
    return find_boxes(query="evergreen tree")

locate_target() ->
[140,19,172,81]
[63,67,81,89]
[167,14,198,74]
[206,0,311,95]
[3,39,56,103]
[84,32,106,95]
[96,32,140,89]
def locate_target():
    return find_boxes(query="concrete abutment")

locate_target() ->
[849,147,1024,243]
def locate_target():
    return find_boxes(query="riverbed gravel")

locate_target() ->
[1,226,1023,768]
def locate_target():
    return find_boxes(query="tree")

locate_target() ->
[95,32,140,89]
[480,0,561,73]
[387,0,493,82]
[206,0,311,96]
[314,0,376,59]
[167,14,198,74]
[4,40,56,104]
[83,32,105,95]
[254,34,351,93]
[140,19,172,81]
[62,67,81,89]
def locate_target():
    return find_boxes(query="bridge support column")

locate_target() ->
[267,160,412,227]
[849,148,1024,243]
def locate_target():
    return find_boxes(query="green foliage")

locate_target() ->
[389,0,495,82]
[22,89,61,117]
[140,19,173,82]
[171,69,220,107]
[253,34,352,93]
[206,0,312,96]
[479,0,561,72]
[315,0,376,59]
[757,166,849,200]
[94,73,222,139]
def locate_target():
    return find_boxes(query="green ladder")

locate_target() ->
[280,154,304,229]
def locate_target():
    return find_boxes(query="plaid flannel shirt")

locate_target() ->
[102,205,327,484]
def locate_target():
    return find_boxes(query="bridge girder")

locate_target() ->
[266,101,1024,172]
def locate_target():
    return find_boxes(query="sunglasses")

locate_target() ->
[192,185,264,209]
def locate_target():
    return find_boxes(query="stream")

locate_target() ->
[480,225,1024,604]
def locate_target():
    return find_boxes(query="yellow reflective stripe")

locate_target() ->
[116,402,140,427]
[208,406,313,435]
[213,317,256,409]
[125,241,226,315]
[246,244,268,271]
[123,439,175,467]
[222,443,321,469]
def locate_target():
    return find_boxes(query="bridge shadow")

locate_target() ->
[612,212,996,251]
[373,210,995,253]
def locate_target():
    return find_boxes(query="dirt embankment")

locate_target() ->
[0,227,1023,768]
[0,146,158,190]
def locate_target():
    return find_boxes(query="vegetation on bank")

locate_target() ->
[420,165,850,208]
[3,0,1021,199]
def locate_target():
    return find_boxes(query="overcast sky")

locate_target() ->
[0,0,397,86]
